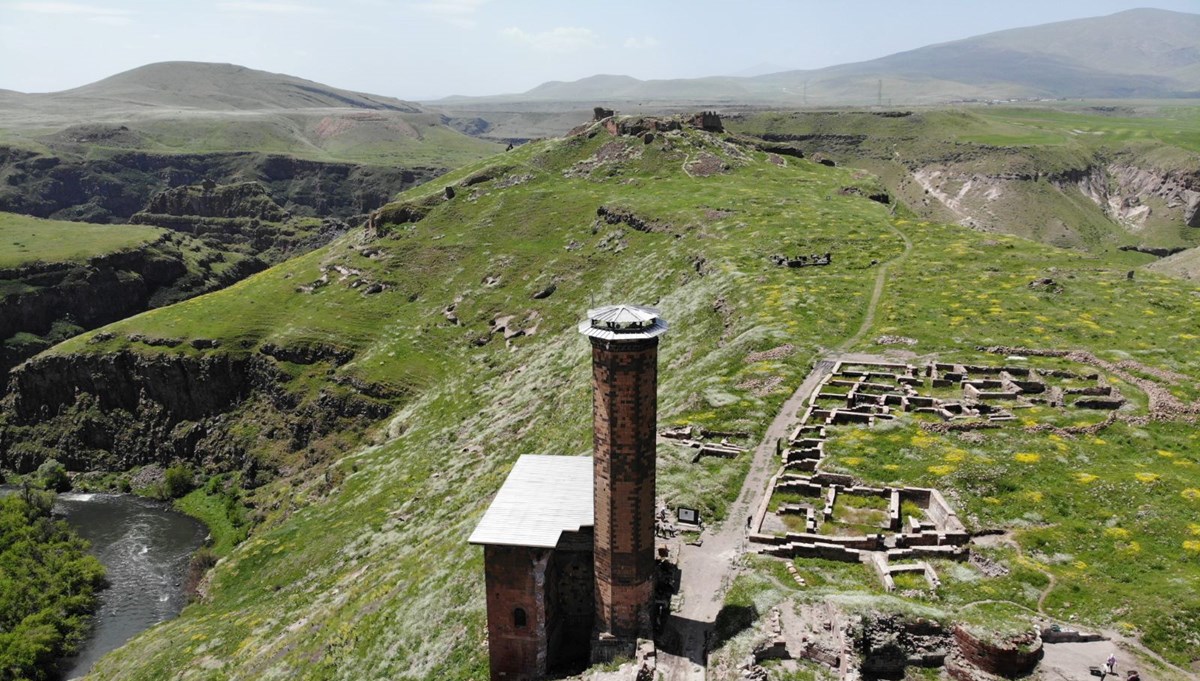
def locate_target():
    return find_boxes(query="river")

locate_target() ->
[49,492,207,679]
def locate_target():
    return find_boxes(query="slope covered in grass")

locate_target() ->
[729,106,1200,255]
[0,212,163,268]
[20,118,1198,677]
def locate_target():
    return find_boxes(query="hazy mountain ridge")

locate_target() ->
[438,8,1200,106]
[11,62,424,113]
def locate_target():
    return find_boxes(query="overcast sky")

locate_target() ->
[1,0,1197,100]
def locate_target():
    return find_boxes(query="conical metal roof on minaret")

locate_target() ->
[578,304,668,341]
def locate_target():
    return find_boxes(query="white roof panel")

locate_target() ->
[579,304,668,341]
[469,455,594,548]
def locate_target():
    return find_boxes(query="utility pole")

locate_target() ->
[877,79,883,107]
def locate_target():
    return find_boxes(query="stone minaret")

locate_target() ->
[578,304,667,655]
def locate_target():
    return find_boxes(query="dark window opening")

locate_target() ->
[514,607,527,628]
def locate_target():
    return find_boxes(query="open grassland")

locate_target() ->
[44,122,1200,677]
[728,106,1200,255]
[966,106,1200,156]
[1,111,503,169]
[813,218,1200,666]
[0,212,162,268]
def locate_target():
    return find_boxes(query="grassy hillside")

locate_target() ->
[48,62,421,113]
[0,62,503,169]
[0,212,163,268]
[728,106,1200,255]
[16,119,1199,677]
[1148,245,1200,280]
[0,110,501,169]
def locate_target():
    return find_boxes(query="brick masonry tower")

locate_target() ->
[578,304,667,658]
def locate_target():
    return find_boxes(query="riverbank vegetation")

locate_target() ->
[0,488,106,681]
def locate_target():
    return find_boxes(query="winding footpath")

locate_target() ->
[656,361,834,681]
[656,220,914,679]
[838,220,913,353]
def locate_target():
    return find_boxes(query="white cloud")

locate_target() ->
[216,2,327,14]
[500,26,599,53]
[412,0,488,28]
[623,35,659,50]
[9,2,132,23]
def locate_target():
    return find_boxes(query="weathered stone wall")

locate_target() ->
[546,530,595,672]
[483,545,551,681]
[952,625,1043,678]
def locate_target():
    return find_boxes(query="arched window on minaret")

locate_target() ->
[513,607,527,628]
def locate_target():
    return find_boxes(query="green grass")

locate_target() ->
[0,212,163,268]
[728,106,1200,255]
[68,123,900,680]
[174,485,250,556]
[29,117,1200,676]
[969,106,1200,155]
[890,570,928,592]
[10,111,503,169]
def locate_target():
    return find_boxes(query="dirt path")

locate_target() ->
[838,220,912,352]
[656,219,909,679]
[656,361,835,680]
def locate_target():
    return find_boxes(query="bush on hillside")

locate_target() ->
[163,465,195,499]
[35,458,69,492]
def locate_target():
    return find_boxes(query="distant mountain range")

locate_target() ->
[0,61,423,115]
[437,8,1200,106]
[3,8,1196,116]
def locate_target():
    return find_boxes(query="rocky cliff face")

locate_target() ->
[0,235,264,380]
[907,161,1200,248]
[0,145,439,223]
[0,344,398,474]
[140,181,288,221]
[1075,163,1200,231]
[130,180,348,259]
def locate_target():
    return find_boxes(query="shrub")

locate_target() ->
[163,465,195,499]
[35,458,70,492]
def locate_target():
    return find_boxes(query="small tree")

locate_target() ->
[163,465,194,499]
[35,459,70,493]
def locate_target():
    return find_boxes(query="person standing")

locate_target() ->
[1106,653,1117,674]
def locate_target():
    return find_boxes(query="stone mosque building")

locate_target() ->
[469,304,667,680]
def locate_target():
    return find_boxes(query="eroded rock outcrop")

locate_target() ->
[0,145,437,224]
[1076,163,1200,231]
[131,180,351,258]
[0,345,398,474]
[139,181,288,221]
[0,235,265,380]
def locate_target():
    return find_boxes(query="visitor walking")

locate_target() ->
[1106,653,1117,675]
